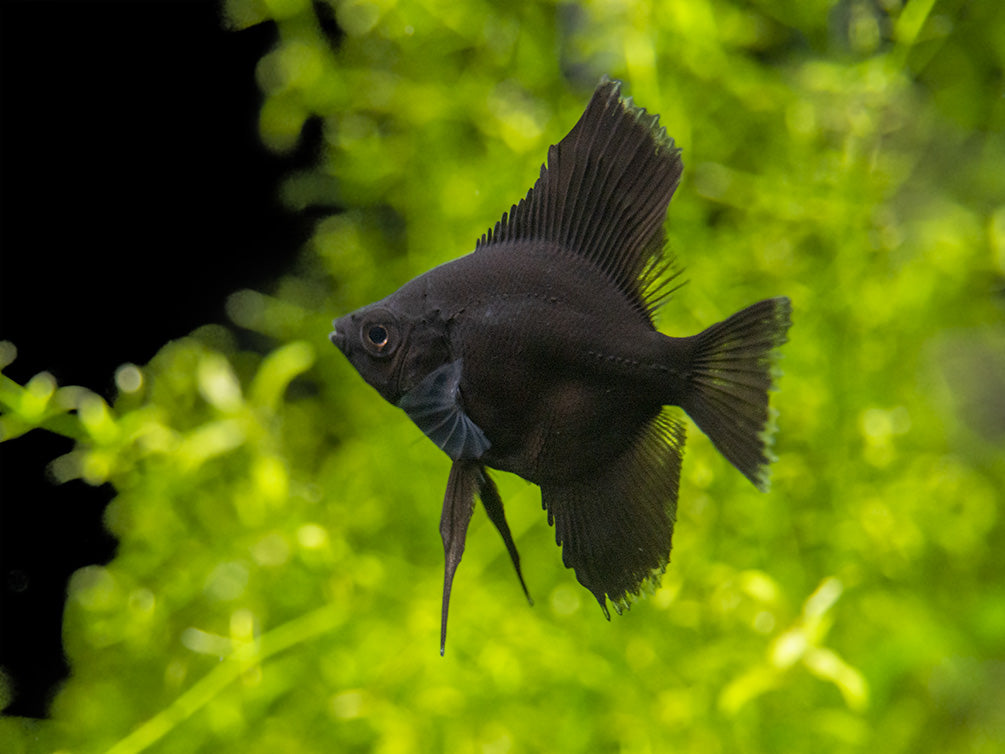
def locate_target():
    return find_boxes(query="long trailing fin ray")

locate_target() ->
[439,460,478,655]
[540,413,686,616]
[678,297,792,491]
[476,77,683,323]
[476,467,533,605]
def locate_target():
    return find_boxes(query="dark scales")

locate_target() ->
[330,78,792,652]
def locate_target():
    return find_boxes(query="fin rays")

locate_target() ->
[541,412,686,615]
[477,78,683,323]
[397,359,491,461]
[680,297,792,491]
[439,462,532,654]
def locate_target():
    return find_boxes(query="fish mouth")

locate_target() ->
[329,319,348,354]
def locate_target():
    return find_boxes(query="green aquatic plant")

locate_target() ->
[2,0,1004,751]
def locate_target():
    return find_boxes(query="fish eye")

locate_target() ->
[367,325,389,348]
[359,314,398,357]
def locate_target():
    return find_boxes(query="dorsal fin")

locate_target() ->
[476,77,684,320]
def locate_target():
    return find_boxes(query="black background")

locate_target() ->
[1,2,315,717]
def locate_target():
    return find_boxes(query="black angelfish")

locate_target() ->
[330,77,791,653]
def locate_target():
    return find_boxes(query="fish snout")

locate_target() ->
[329,319,349,354]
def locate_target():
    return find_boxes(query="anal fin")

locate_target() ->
[540,412,686,615]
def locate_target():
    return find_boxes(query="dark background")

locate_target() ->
[1,2,312,717]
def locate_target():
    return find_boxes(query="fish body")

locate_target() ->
[331,78,792,652]
[342,243,678,480]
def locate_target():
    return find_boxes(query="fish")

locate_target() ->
[330,77,792,654]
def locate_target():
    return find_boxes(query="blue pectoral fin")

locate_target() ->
[396,360,490,461]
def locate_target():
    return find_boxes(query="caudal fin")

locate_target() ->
[679,297,792,491]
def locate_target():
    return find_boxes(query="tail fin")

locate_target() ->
[679,297,792,491]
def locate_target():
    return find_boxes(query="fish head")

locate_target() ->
[330,294,449,405]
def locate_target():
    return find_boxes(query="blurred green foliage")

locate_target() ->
[2,0,1005,751]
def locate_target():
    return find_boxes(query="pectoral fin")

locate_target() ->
[397,360,490,461]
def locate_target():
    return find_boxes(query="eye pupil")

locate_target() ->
[367,325,389,347]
